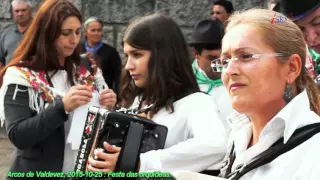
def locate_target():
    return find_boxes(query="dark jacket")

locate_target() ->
[81,42,122,99]
[4,84,68,173]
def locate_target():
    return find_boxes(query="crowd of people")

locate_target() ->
[0,0,319,179]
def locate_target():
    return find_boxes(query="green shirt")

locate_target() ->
[192,60,223,94]
[309,48,320,75]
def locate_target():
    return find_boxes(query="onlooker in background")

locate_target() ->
[80,17,122,100]
[190,19,233,134]
[0,0,32,69]
[211,0,234,24]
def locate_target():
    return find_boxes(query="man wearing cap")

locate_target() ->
[190,19,232,136]
[211,0,234,24]
[273,0,320,82]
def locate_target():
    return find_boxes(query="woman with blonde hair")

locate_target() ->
[216,8,320,179]
[175,8,320,180]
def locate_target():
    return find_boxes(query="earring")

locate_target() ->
[283,83,293,104]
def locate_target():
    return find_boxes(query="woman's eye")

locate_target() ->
[133,53,142,58]
[220,57,229,65]
[239,54,254,60]
[61,31,70,36]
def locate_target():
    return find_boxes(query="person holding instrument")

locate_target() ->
[0,0,117,174]
[87,13,229,173]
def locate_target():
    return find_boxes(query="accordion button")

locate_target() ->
[154,133,158,139]
[121,131,125,135]
[114,123,120,128]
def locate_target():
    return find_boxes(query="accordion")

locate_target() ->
[74,106,168,173]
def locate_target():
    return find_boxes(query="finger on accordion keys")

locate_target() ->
[94,148,104,160]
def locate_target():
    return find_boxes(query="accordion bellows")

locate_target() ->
[74,106,168,173]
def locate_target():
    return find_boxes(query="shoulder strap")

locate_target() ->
[227,123,320,180]
[115,121,144,173]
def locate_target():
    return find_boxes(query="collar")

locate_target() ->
[193,59,210,79]
[13,24,27,34]
[227,90,320,144]
[192,60,224,93]
[85,40,103,53]
[13,24,20,33]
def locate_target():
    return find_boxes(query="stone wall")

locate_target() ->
[0,0,268,56]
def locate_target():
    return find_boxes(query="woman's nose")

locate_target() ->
[223,59,240,76]
[125,57,134,70]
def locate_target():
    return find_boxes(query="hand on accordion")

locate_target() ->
[87,142,121,173]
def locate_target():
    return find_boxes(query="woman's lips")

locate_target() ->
[131,74,140,80]
[65,47,76,51]
[229,82,246,91]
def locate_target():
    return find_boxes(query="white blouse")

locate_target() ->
[224,90,320,180]
[47,70,77,173]
[138,92,229,172]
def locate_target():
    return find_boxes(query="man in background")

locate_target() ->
[211,0,234,24]
[190,19,232,137]
[189,19,233,175]
[0,0,33,69]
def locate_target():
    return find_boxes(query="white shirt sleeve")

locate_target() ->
[139,94,229,172]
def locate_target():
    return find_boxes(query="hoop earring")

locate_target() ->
[283,84,293,104]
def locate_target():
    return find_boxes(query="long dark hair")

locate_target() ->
[0,0,82,87]
[120,13,200,114]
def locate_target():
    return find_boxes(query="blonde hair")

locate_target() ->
[225,8,320,115]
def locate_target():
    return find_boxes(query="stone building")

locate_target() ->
[0,0,270,56]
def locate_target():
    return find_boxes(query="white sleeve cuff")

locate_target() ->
[139,150,163,172]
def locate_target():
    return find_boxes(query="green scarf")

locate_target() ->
[192,60,224,94]
[309,48,320,75]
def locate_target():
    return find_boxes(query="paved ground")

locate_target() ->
[0,138,13,180]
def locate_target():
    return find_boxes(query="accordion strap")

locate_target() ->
[115,121,145,173]
[224,122,320,180]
